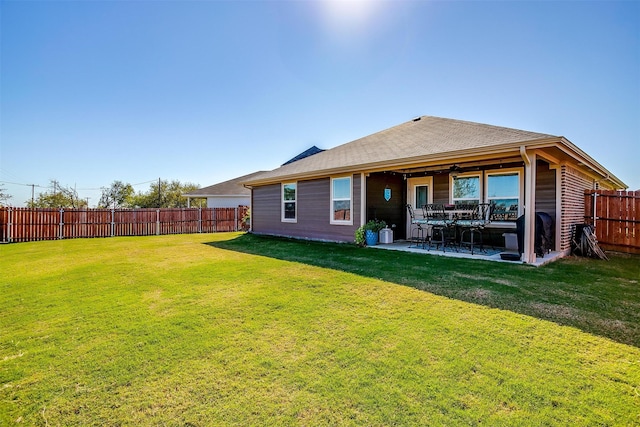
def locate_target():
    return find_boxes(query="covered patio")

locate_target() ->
[363,151,560,265]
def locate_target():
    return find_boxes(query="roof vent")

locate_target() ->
[412,116,422,122]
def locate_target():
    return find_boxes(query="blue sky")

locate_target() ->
[1,0,638,206]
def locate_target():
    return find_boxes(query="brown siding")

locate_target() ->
[535,160,557,248]
[366,173,406,239]
[560,165,593,251]
[433,173,450,204]
[251,174,361,243]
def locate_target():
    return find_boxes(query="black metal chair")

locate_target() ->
[406,204,428,248]
[458,203,492,254]
[423,203,456,252]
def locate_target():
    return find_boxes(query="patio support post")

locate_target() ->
[521,146,537,264]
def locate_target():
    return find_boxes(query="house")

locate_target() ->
[184,147,325,208]
[242,116,626,264]
[183,171,265,208]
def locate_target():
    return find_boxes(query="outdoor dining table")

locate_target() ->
[422,204,490,253]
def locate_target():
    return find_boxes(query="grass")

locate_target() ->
[1,233,639,426]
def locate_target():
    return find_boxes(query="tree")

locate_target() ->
[0,184,12,206]
[27,180,86,208]
[98,181,135,208]
[130,179,201,208]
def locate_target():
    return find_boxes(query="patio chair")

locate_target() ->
[423,203,456,252]
[458,203,492,254]
[406,204,428,248]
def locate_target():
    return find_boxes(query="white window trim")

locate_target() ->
[407,176,433,212]
[330,176,353,225]
[450,173,482,204]
[484,168,524,223]
[281,182,297,223]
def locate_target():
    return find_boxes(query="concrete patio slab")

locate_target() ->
[370,240,564,267]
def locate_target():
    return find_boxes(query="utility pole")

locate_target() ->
[158,177,161,208]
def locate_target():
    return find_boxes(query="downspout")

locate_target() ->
[520,146,536,264]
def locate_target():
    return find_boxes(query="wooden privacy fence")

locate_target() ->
[584,190,639,253]
[0,206,249,243]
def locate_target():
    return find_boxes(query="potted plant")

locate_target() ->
[355,219,387,246]
[354,226,367,246]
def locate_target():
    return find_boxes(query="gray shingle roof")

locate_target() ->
[184,171,266,197]
[282,145,325,166]
[244,116,556,184]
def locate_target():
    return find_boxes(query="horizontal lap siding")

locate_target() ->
[535,160,557,248]
[252,175,360,243]
[366,173,405,239]
[433,173,450,204]
[535,161,556,219]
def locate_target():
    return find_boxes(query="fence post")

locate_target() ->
[111,209,115,237]
[59,208,64,239]
[198,207,202,233]
[156,209,160,235]
[234,207,238,232]
[7,207,13,243]
[592,192,598,230]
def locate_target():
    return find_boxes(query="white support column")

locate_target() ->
[521,147,537,264]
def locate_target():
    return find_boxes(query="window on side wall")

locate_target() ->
[282,182,296,222]
[331,176,352,225]
[451,174,480,206]
[486,171,520,221]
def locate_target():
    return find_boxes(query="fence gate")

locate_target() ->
[584,190,639,254]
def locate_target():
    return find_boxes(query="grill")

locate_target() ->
[516,212,554,257]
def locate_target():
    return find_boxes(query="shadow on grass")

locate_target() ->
[207,233,640,347]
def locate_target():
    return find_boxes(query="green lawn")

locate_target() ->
[1,233,639,426]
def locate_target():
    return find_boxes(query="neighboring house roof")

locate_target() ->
[243,116,625,188]
[282,145,325,166]
[184,171,266,197]
[187,146,326,197]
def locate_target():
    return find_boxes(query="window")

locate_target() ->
[282,183,296,222]
[451,174,480,206]
[331,176,352,224]
[415,185,428,208]
[486,172,520,220]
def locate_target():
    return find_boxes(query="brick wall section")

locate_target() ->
[560,165,593,251]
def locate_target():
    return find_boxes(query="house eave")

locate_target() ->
[241,137,557,186]
[242,136,626,189]
[183,193,249,198]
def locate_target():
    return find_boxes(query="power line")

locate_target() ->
[0,180,44,187]
[1,178,158,189]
